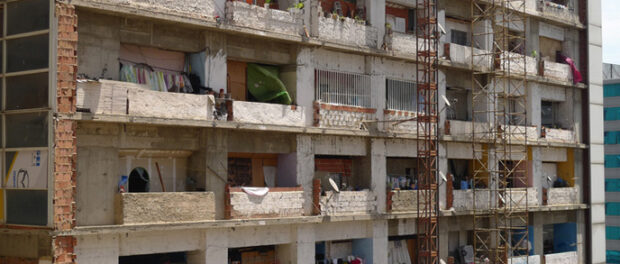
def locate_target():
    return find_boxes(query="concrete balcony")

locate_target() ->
[545,187,579,206]
[452,188,538,212]
[318,16,378,48]
[388,190,436,213]
[318,190,377,216]
[230,100,306,127]
[444,43,492,70]
[445,120,538,143]
[543,127,578,144]
[510,255,542,264]
[389,33,435,57]
[544,251,578,264]
[226,1,303,37]
[541,60,573,82]
[313,102,377,130]
[76,80,215,121]
[225,186,305,219]
[537,0,579,24]
[114,192,216,225]
[73,0,219,21]
[501,52,539,76]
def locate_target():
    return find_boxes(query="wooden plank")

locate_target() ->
[227,60,247,101]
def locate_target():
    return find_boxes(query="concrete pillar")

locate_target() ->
[75,235,120,264]
[438,69,448,210]
[439,218,450,262]
[206,129,228,219]
[532,214,544,256]
[531,147,543,205]
[296,48,315,126]
[193,229,229,264]
[205,32,227,92]
[306,0,319,37]
[527,83,541,132]
[525,18,539,57]
[576,211,586,264]
[372,220,388,264]
[371,138,387,213]
[365,0,385,48]
[297,135,315,215]
[278,225,316,264]
[438,9,446,57]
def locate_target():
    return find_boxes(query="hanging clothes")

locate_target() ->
[120,63,192,93]
[564,57,582,84]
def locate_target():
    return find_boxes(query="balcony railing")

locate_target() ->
[315,69,372,108]
[545,187,579,206]
[225,186,305,219]
[317,190,377,216]
[230,100,306,127]
[226,1,303,37]
[452,188,538,211]
[388,190,436,213]
[538,0,578,22]
[318,16,378,48]
[386,79,417,112]
[115,192,216,224]
[76,80,215,121]
[544,251,578,264]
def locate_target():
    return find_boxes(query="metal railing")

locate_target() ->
[315,69,372,108]
[386,79,417,112]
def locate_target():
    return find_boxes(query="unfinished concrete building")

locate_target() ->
[0,0,604,263]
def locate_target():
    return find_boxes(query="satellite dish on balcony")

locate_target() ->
[439,171,447,183]
[329,178,340,193]
[442,95,451,107]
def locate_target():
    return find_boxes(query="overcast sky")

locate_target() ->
[603,0,620,64]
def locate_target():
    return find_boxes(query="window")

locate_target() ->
[605,107,620,121]
[605,131,620,144]
[606,179,620,192]
[542,101,561,127]
[386,79,416,112]
[451,30,468,46]
[605,155,620,168]
[315,69,371,108]
[605,83,620,97]
[0,0,51,227]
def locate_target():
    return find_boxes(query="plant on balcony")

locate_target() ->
[264,0,271,8]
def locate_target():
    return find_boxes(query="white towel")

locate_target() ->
[242,187,269,196]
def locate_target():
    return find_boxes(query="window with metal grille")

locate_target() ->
[386,79,417,112]
[451,30,468,46]
[315,69,372,108]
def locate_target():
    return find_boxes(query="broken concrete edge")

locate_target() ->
[52,204,587,237]
[57,113,588,150]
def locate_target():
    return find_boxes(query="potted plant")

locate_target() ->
[264,0,271,9]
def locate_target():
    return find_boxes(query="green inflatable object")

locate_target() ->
[247,63,292,105]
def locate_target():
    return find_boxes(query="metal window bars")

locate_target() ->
[386,78,417,112]
[314,69,372,108]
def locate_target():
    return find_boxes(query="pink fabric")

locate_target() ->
[119,44,185,72]
[565,57,582,84]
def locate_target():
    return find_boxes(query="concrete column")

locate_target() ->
[365,0,385,48]
[366,56,386,130]
[75,234,120,264]
[438,9,446,57]
[372,220,388,264]
[576,211,586,264]
[278,225,316,264]
[371,138,387,213]
[438,69,448,210]
[205,32,227,92]
[202,229,229,264]
[532,213,544,256]
[306,0,319,37]
[296,48,315,126]
[525,18,539,57]
[206,129,228,219]
[531,147,543,205]
[526,83,542,132]
[297,135,315,215]
[439,218,450,262]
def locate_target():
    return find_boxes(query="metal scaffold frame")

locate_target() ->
[416,0,439,262]
[470,0,529,263]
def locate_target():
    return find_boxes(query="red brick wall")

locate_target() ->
[320,0,357,17]
[54,2,78,264]
[0,257,38,264]
[386,5,409,27]
[315,158,353,177]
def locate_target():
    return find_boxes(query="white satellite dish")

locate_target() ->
[329,178,340,193]
[439,171,447,182]
[441,95,451,107]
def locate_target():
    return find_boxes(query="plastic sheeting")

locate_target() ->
[246,63,292,105]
